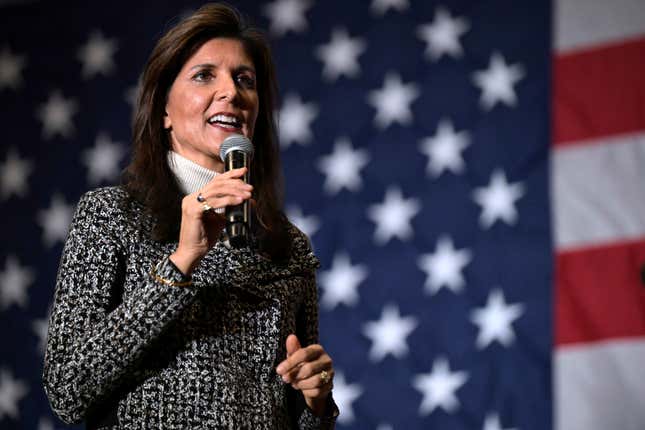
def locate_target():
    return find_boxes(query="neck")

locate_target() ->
[167,151,218,195]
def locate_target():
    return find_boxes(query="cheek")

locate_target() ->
[167,90,208,125]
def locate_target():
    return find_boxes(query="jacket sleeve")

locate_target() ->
[42,190,201,424]
[290,234,339,429]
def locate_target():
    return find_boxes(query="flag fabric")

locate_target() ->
[0,0,642,429]
[552,0,645,429]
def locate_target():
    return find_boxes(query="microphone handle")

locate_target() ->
[224,150,250,247]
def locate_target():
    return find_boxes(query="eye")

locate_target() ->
[236,73,256,89]
[192,70,213,82]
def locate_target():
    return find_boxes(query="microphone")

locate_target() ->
[219,134,254,248]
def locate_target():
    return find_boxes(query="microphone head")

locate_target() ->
[220,134,254,162]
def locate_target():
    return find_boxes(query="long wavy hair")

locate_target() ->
[123,3,290,260]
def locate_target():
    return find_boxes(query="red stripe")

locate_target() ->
[555,239,645,346]
[553,37,645,146]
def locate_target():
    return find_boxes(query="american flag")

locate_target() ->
[1,0,644,429]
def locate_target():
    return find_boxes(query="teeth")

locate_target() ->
[208,114,240,126]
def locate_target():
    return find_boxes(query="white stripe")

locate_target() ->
[555,338,645,430]
[552,132,645,250]
[555,0,645,53]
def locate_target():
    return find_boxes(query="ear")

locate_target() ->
[163,111,172,130]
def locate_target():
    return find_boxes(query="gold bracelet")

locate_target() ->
[150,262,192,288]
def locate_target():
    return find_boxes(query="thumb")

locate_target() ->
[286,334,301,357]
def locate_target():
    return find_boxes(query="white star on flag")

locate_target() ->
[417,7,470,61]
[278,93,318,149]
[484,412,518,430]
[263,0,313,36]
[362,304,418,362]
[367,186,421,244]
[412,357,469,415]
[0,46,27,90]
[0,368,28,421]
[472,52,525,110]
[368,72,420,129]
[36,90,78,140]
[37,193,75,248]
[316,28,366,82]
[32,317,49,355]
[472,169,525,229]
[319,252,368,310]
[419,118,471,177]
[78,30,118,79]
[332,372,363,424]
[317,137,370,195]
[0,148,33,200]
[370,0,410,16]
[471,288,524,349]
[286,205,321,239]
[82,132,126,184]
[417,235,472,295]
[0,256,35,310]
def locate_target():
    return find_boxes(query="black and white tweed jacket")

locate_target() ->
[43,186,338,429]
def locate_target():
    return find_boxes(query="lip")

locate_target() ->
[209,122,243,132]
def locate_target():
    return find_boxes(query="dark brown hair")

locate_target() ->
[123,3,290,260]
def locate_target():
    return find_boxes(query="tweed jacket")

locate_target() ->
[43,186,337,429]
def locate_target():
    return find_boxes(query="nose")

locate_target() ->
[217,74,238,102]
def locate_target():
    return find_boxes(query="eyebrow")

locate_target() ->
[189,63,256,74]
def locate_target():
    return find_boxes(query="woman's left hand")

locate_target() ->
[276,334,334,416]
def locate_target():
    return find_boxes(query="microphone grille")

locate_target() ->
[219,134,254,161]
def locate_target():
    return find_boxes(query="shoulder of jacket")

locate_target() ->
[75,186,148,232]
[80,185,127,205]
[284,221,320,271]
[78,186,143,214]
[71,186,154,251]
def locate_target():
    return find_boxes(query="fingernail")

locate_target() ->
[276,365,283,374]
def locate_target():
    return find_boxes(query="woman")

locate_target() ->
[43,4,338,429]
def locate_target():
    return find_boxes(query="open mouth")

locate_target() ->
[207,113,242,130]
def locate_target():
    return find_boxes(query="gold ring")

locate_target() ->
[319,370,330,384]
[202,203,213,212]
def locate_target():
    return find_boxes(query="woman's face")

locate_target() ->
[164,37,259,172]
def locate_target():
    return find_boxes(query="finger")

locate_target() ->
[291,368,334,390]
[205,195,248,211]
[276,335,303,378]
[202,180,253,198]
[215,166,248,179]
[286,334,301,357]
[291,354,332,382]
[187,194,246,219]
[210,185,252,200]
[276,344,323,376]
[284,353,331,384]
[196,185,252,210]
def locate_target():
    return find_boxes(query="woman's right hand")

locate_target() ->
[169,167,253,275]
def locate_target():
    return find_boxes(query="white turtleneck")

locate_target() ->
[167,151,219,195]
